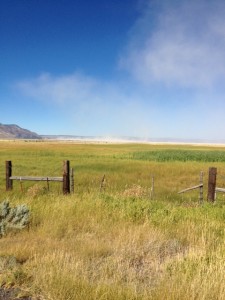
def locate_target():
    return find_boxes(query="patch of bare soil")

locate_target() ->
[0,288,32,300]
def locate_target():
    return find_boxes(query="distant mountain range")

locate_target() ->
[42,135,225,145]
[1,124,225,144]
[0,123,42,139]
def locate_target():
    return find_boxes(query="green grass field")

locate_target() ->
[0,140,224,299]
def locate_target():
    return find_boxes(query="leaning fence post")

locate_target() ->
[207,167,217,202]
[100,174,106,192]
[63,160,70,194]
[6,161,13,191]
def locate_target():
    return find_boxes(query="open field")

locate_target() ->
[0,140,224,299]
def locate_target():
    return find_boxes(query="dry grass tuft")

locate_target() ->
[26,184,48,198]
[122,184,149,198]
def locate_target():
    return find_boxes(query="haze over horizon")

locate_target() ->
[1,0,225,141]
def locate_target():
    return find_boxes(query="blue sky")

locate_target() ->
[1,0,225,140]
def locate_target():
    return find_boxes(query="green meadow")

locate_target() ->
[0,140,224,300]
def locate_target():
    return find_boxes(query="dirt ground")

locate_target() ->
[0,288,33,300]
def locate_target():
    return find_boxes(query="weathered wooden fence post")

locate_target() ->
[199,171,204,203]
[6,160,13,191]
[150,175,154,200]
[70,168,74,193]
[63,160,70,194]
[207,167,217,202]
[100,174,106,192]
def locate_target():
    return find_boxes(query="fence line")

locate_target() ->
[6,160,73,194]
[5,161,225,201]
[10,176,63,182]
[178,167,225,203]
[178,171,204,203]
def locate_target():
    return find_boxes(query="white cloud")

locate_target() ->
[14,0,225,140]
[16,73,99,105]
[122,0,225,88]
[15,72,157,137]
[15,70,225,139]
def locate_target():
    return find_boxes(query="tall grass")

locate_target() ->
[122,149,225,162]
[0,141,224,299]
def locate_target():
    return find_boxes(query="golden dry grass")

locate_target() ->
[0,140,224,299]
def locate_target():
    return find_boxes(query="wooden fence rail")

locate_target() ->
[178,183,203,194]
[215,187,225,193]
[178,171,204,203]
[10,176,63,182]
[6,160,72,194]
[178,167,225,203]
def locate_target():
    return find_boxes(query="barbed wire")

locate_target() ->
[5,161,64,177]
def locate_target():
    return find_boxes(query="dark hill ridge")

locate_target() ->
[0,123,41,139]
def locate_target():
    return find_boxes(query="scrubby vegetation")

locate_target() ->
[0,141,224,299]
[0,201,30,237]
